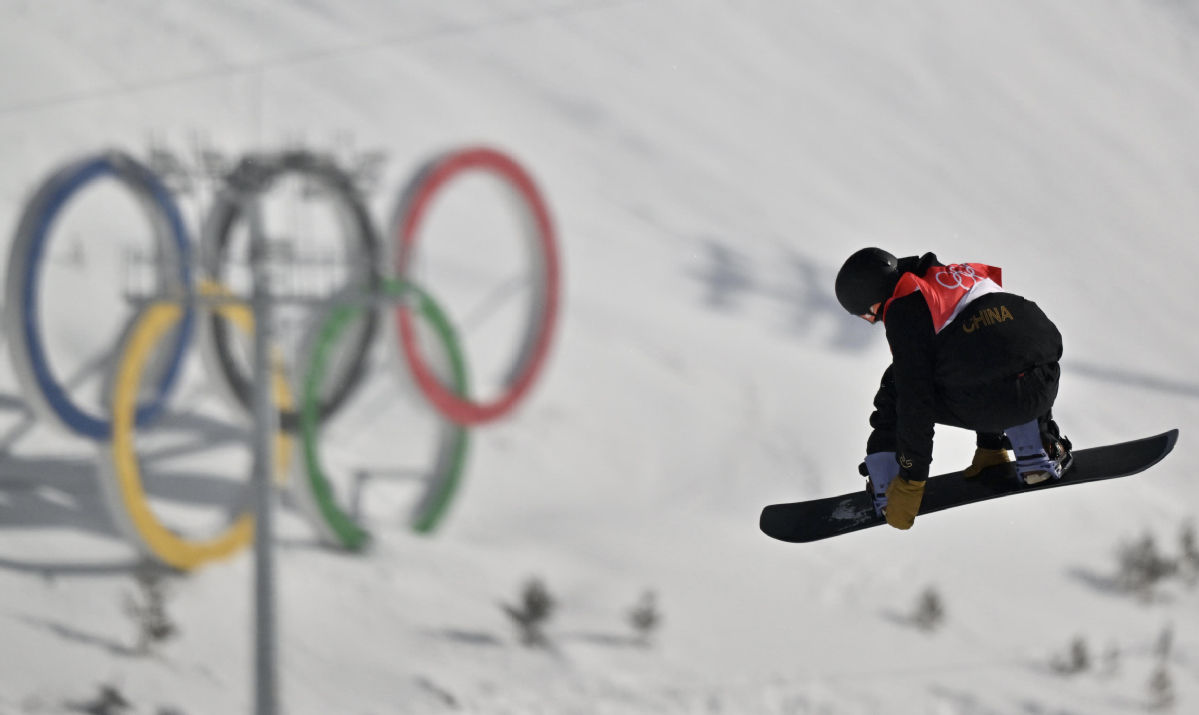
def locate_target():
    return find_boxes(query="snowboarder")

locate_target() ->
[834,248,1073,530]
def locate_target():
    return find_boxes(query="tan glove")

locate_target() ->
[963,447,1011,478]
[884,477,925,530]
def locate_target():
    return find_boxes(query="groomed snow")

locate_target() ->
[1,1,1198,712]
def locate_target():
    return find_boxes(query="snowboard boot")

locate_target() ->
[862,452,899,516]
[1007,418,1074,485]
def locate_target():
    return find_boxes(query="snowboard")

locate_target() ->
[760,429,1179,543]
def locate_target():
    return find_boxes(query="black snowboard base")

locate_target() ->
[760,429,1179,543]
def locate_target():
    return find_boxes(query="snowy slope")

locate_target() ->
[2,1,1199,713]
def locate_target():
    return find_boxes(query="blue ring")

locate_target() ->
[16,153,194,439]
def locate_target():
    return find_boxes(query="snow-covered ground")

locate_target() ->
[2,1,1199,712]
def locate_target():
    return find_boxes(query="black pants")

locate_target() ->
[867,362,1061,453]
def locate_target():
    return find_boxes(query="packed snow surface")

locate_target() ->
[1,1,1198,712]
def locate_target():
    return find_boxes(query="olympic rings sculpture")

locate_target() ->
[5,150,194,439]
[98,281,294,570]
[391,146,560,426]
[6,145,560,569]
[293,279,470,550]
[200,150,382,431]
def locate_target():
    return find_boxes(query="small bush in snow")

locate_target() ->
[910,586,945,632]
[1154,624,1174,662]
[1179,520,1199,586]
[501,577,556,647]
[1145,621,1177,711]
[124,560,178,655]
[1049,636,1090,675]
[1114,532,1177,600]
[1147,663,1175,712]
[628,590,661,646]
[69,684,131,715]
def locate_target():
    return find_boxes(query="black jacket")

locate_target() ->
[866,254,1063,481]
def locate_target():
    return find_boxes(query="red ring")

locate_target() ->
[394,147,560,425]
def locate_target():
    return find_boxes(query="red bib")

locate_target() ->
[882,263,1003,333]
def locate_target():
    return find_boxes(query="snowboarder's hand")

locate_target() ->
[963,447,1011,478]
[883,477,924,530]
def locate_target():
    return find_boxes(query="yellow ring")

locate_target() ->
[107,281,292,570]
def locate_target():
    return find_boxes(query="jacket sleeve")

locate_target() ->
[881,293,938,481]
[866,365,898,455]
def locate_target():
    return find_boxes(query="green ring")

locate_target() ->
[298,279,469,549]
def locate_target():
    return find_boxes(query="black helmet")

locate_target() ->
[835,248,899,315]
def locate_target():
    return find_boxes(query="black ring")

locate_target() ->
[200,150,380,431]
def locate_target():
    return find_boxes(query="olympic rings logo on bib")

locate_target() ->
[934,264,980,291]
